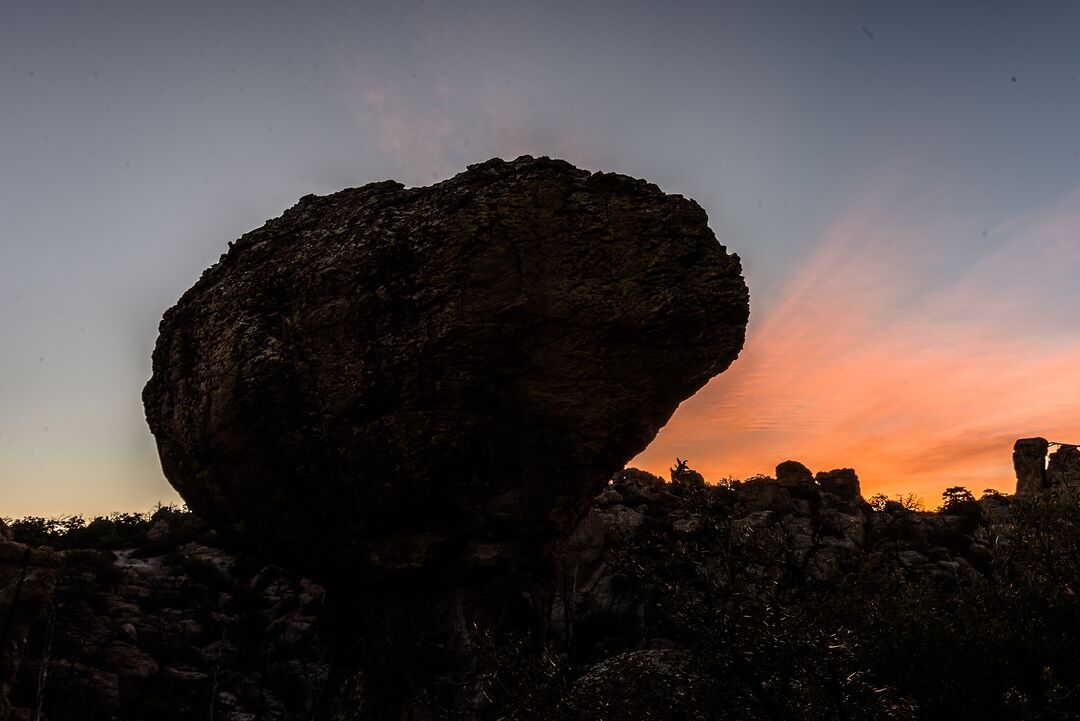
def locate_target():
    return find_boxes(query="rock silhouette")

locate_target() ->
[1048,443,1080,489]
[143,156,749,717]
[1013,437,1050,495]
[143,156,748,576]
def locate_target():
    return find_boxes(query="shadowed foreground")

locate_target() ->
[4,443,1080,720]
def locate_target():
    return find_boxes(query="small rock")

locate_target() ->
[672,516,704,536]
[602,505,645,541]
[817,468,861,506]
[595,488,624,507]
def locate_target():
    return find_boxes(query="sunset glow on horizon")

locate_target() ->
[634,179,1080,502]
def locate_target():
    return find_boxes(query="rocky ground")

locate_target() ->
[3,455,1035,721]
[0,511,328,721]
[6,442,1080,716]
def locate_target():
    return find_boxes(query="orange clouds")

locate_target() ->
[633,185,1080,503]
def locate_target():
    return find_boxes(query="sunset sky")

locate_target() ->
[3,1,1080,516]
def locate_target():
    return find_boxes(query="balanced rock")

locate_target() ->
[143,156,749,581]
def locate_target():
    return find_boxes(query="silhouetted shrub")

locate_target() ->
[4,505,201,553]
[939,486,980,517]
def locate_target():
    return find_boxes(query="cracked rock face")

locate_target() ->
[143,156,749,580]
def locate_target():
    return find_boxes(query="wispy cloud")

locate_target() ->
[345,73,549,185]
[335,10,596,186]
[634,183,1080,501]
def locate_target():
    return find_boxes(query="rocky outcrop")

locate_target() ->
[816,468,861,507]
[0,519,327,721]
[775,460,814,493]
[1013,437,1050,495]
[548,460,995,682]
[1010,438,1080,495]
[1047,444,1080,489]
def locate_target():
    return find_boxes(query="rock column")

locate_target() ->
[1013,437,1049,495]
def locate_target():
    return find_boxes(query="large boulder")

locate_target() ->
[144,156,748,718]
[143,156,749,580]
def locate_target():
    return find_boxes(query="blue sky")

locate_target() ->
[3,1,1080,515]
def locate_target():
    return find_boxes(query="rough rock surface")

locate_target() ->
[0,529,56,721]
[1013,437,1049,495]
[1047,444,1080,488]
[143,155,749,578]
[775,459,814,492]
